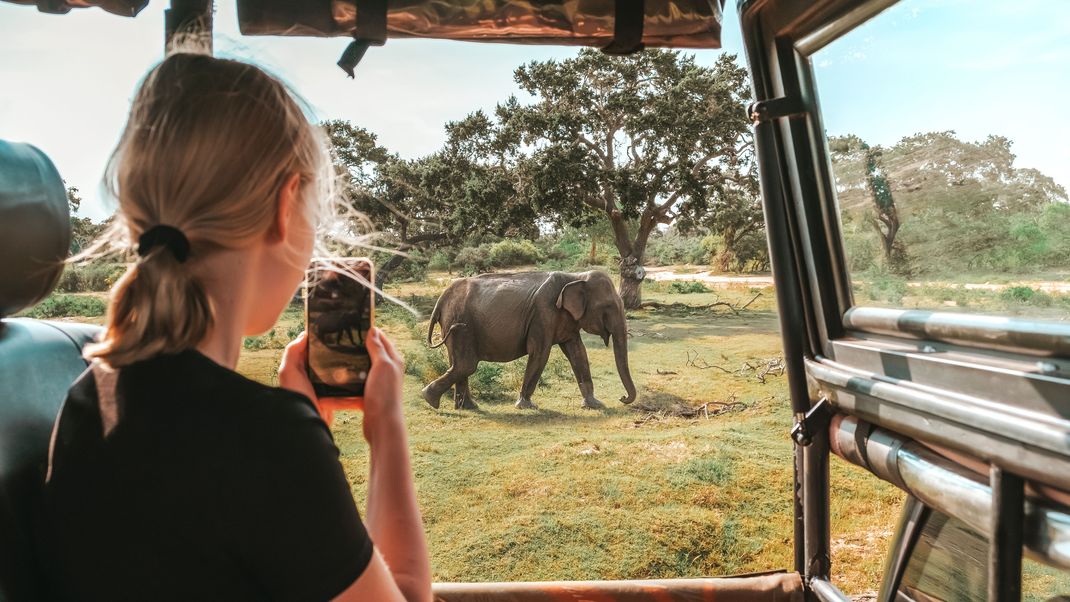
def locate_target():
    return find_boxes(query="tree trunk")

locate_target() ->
[619,270,643,309]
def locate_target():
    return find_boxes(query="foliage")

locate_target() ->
[487,239,542,267]
[668,281,711,294]
[448,50,759,306]
[57,263,127,292]
[646,230,707,266]
[453,245,494,275]
[24,294,106,318]
[428,251,451,272]
[66,185,112,256]
[831,131,1070,278]
[859,267,908,305]
[1000,286,1053,307]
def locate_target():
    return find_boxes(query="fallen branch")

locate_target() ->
[655,369,678,375]
[639,291,762,316]
[684,350,785,383]
[630,394,745,424]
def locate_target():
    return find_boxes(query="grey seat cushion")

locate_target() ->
[0,318,100,601]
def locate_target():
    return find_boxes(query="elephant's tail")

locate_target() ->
[428,323,466,349]
[426,296,443,346]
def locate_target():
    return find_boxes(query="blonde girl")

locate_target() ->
[41,52,431,602]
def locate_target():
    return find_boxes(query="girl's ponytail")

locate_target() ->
[86,226,211,367]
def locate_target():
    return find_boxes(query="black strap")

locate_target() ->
[602,0,645,55]
[338,0,387,78]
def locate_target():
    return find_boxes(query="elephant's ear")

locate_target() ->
[556,280,586,321]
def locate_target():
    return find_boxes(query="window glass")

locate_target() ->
[814,0,1070,321]
[899,511,1070,602]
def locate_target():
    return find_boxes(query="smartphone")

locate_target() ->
[305,258,374,397]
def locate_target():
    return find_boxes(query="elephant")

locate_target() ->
[421,270,637,411]
[311,310,365,349]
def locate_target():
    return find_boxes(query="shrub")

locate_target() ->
[57,263,127,293]
[25,294,107,318]
[454,245,493,275]
[647,232,706,266]
[1001,286,1053,306]
[488,239,541,267]
[472,363,504,397]
[861,267,908,305]
[428,250,451,272]
[668,281,711,294]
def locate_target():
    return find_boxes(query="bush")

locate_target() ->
[488,240,541,268]
[668,281,711,294]
[24,294,107,318]
[861,268,908,305]
[454,245,493,275]
[393,250,428,282]
[428,250,451,272]
[57,263,127,293]
[647,232,706,266]
[472,363,505,397]
[1000,286,1053,306]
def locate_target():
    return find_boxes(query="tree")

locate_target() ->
[479,49,757,308]
[324,121,452,283]
[828,135,905,270]
[325,117,544,284]
[830,131,1069,275]
[66,184,109,255]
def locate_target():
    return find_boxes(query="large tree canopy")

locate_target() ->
[469,49,758,308]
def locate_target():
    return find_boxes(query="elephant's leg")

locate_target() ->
[421,344,475,410]
[560,338,604,410]
[454,376,478,410]
[515,343,553,410]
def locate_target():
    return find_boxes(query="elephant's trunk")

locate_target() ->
[612,326,637,405]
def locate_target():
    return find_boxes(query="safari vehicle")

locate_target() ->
[1,0,1067,600]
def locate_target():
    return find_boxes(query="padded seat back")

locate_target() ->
[0,318,100,601]
[0,139,103,600]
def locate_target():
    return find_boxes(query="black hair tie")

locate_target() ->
[138,224,190,263]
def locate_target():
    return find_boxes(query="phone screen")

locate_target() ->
[305,258,374,397]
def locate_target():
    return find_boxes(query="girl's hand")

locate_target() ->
[279,329,406,443]
[278,331,353,425]
[353,327,407,444]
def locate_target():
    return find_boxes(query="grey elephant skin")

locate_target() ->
[421,270,637,410]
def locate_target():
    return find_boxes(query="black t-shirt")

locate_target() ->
[39,350,374,601]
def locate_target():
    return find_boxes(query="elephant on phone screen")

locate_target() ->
[421,270,637,410]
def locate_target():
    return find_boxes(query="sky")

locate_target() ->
[1,0,1067,222]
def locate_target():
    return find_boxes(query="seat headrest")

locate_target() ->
[0,141,71,318]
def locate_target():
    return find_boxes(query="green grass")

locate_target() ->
[237,278,901,594]
[28,268,1070,594]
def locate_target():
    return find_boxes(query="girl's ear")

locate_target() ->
[271,173,302,242]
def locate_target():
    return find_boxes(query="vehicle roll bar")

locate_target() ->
[830,415,1070,571]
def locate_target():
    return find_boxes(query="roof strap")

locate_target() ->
[337,0,387,78]
[164,0,213,54]
[601,0,645,55]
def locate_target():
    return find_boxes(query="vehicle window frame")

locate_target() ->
[737,0,1070,600]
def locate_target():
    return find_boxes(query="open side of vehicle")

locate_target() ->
[1,1,1067,601]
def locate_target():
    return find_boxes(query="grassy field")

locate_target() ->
[34,271,1070,596]
[233,274,903,595]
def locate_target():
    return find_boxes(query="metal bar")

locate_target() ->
[810,577,850,602]
[794,0,899,56]
[876,496,930,602]
[989,467,1025,602]
[843,306,1070,357]
[803,422,831,582]
[431,573,806,601]
[831,416,1070,570]
[740,4,814,578]
[806,358,1070,490]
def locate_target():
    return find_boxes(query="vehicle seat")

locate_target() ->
[0,140,102,601]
